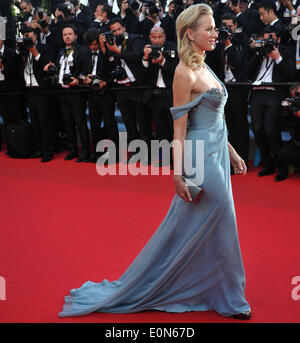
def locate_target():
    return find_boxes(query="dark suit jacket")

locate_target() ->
[207,35,251,83]
[236,8,264,37]
[104,33,145,85]
[56,43,90,80]
[0,45,19,91]
[247,43,296,97]
[141,40,179,103]
[18,43,54,89]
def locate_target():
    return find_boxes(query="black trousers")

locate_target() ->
[116,87,152,146]
[250,89,283,167]
[277,139,300,167]
[150,93,174,142]
[225,86,249,164]
[58,91,90,154]
[88,90,119,154]
[0,83,24,146]
[27,88,55,157]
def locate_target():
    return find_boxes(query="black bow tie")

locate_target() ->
[92,52,98,56]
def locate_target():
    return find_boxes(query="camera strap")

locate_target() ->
[257,57,274,82]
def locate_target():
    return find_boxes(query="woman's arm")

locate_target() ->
[227,141,247,175]
[172,64,194,202]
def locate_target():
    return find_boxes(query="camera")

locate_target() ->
[88,75,103,89]
[129,0,140,11]
[218,25,232,42]
[44,64,59,87]
[62,73,73,85]
[282,92,300,114]
[17,35,34,51]
[102,31,115,45]
[262,34,278,55]
[57,2,74,17]
[111,65,127,81]
[148,44,161,59]
[144,0,160,19]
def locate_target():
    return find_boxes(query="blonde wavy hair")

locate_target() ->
[176,3,213,70]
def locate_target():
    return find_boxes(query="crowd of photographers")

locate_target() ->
[0,0,300,181]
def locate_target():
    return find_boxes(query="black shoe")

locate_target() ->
[258,165,275,177]
[76,153,91,163]
[64,151,78,161]
[29,152,42,159]
[274,167,288,182]
[41,155,53,163]
[231,311,252,320]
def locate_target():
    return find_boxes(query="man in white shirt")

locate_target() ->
[17,27,55,162]
[248,25,296,181]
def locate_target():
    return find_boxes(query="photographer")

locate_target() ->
[100,17,152,163]
[117,0,139,34]
[209,12,251,167]
[137,1,162,38]
[51,1,86,45]
[89,3,115,32]
[247,25,296,181]
[160,1,180,43]
[0,37,20,150]
[83,28,119,163]
[16,26,55,162]
[229,0,264,37]
[142,26,178,167]
[44,23,91,162]
[20,0,35,25]
[277,82,300,175]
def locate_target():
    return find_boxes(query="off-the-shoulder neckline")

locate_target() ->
[172,64,224,110]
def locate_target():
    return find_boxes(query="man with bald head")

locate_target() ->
[142,26,179,168]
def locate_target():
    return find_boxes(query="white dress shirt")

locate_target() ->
[0,44,5,81]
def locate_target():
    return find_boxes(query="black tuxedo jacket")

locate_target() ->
[141,40,179,103]
[207,36,251,83]
[18,43,54,89]
[236,8,264,37]
[83,49,106,81]
[247,43,296,97]
[56,43,90,80]
[0,45,19,91]
[104,33,145,85]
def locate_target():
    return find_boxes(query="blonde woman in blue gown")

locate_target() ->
[59,3,252,320]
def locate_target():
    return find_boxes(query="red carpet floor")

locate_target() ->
[0,150,300,323]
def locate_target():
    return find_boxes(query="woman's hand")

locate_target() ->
[228,142,247,175]
[174,175,192,202]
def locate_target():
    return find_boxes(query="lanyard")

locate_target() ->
[258,57,274,81]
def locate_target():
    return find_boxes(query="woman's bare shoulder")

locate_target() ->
[174,61,196,83]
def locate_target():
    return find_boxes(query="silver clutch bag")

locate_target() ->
[182,175,203,204]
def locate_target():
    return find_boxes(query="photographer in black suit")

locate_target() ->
[277,83,300,176]
[101,17,152,163]
[44,23,91,162]
[211,12,251,167]
[83,28,119,163]
[247,25,296,181]
[0,38,21,150]
[142,26,178,167]
[17,27,55,162]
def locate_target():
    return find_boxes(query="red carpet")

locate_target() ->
[0,150,300,323]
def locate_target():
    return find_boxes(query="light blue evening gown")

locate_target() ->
[59,64,251,318]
